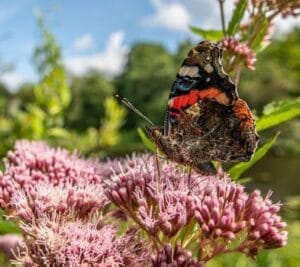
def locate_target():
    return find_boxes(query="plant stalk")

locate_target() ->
[218,0,226,36]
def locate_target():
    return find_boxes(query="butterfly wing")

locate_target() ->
[164,41,238,134]
[174,99,259,162]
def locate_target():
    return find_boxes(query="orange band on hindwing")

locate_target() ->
[233,99,255,131]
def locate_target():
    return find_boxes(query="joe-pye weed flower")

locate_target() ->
[0,141,288,266]
[106,154,287,264]
[0,141,149,266]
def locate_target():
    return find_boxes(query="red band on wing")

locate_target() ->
[170,87,229,115]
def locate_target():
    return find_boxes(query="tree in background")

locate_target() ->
[0,13,125,158]
[32,12,70,130]
[240,28,300,109]
[66,71,115,131]
[0,84,12,115]
[115,43,176,129]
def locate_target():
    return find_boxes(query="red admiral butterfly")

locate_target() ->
[117,41,259,175]
[145,41,259,174]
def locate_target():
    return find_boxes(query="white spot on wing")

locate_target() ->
[204,64,214,73]
[178,66,200,77]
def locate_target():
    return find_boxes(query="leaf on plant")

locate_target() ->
[227,0,247,36]
[251,16,269,51]
[238,177,252,184]
[0,210,20,234]
[189,26,223,41]
[257,98,300,131]
[48,127,69,138]
[137,127,156,152]
[228,133,279,180]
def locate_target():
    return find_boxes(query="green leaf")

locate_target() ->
[0,219,20,234]
[228,133,279,180]
[227,0,247,35]
[0,209,20,234]
[189,26,223,41]
[137,127,156,152]
[251,16,269,51]
[48,127,69,138]
[257,98,300,131]
[238,177,252,184]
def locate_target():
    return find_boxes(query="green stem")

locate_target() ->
[218,0,227,36]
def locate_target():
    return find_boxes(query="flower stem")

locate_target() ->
[218,0,226,36]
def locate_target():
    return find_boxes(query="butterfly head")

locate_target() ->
[145,126,162,144]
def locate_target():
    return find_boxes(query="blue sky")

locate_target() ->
[0,0,299,90]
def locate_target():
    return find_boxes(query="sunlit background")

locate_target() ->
[0,0,300,266]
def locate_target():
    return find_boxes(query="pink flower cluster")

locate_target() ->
[16,218,148,267]
[194,182,287,259]
[106,154,288,262]
[0,141,149,266]
[106,154,195,237]
[0,141,288,266]
[0,140,108,220]
[221,37,257,70]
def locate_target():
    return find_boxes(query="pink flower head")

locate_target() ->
[106,154,288,262]
[152,243,205,267]
[106,154,197,237]
[221,37,257,70]
[9,181,107,222]
[16,216,149,266]
[0,140,108,219]
[194,180,287,259]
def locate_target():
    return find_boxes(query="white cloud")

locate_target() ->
[73,33,95,51]
[274,16,300,33]
[182,0,234,30]
[141,0,235,32]
[143,0,299,35]
[142,0,191,31]
[65,31,128,76]
[1,72,28,91]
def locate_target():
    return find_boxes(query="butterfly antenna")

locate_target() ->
[115,94,154,125]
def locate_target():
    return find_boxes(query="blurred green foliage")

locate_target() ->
[115,43,176,129]
[240,29,300,109]
[66,72,115,131]
[0,15,126,159]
